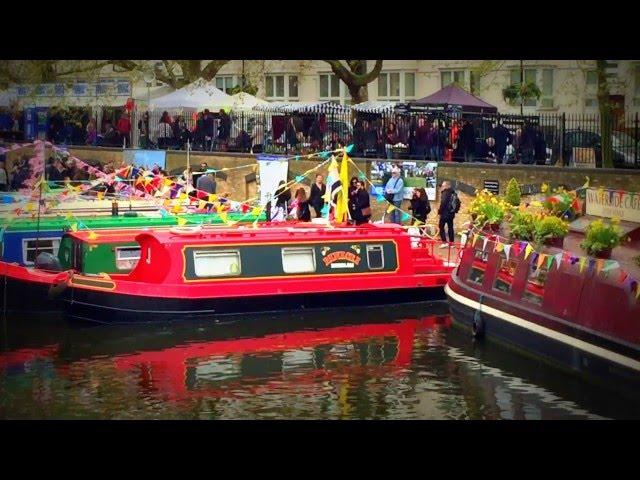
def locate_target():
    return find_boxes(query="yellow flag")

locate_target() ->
[524,243,533,259]
[178,192,187,201]
[164,178,173,187]
[579,257,587,273]
[163,199,171,207]
[386,204,395,214]
[177,217,188,226]
[65,212,73,220]
[216,203,224,214]
[495,242,504,253]
[198,200,207,210]
[171,204,182,214]
[251,207,262,216]
[335,152,350,222]
[97,191,105,201]
[88,231,98,240]
[70,223,78,232]
[472,234,479,248]
[219,211,228,224]
[227,220,238,226]
[25,203,35,212]
[209,194,217,202]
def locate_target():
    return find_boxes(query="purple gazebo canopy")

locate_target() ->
[411,84,497,113]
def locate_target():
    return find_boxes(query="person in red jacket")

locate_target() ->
[116,113,132,147]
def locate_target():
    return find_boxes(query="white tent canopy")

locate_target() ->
[150,78,233,110]
[230,92,268,110]
[351,101,397,113]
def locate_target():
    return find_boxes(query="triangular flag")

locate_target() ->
[512,242,520,257]
[209,194,217,202]
[503,244,511,260]
[619,270,628,284]
[87,231,98,240]
[251,206,262,216]
[579,257,587,273]
[219,211,228,224]
[177,217,188,226]
[386,204,395,214]
[588,259,596,274]
[524,243,533,259]
[546,254,554,270]
[555,253,563,269]
[603,260,619,272]
[163,199,171,207]
[482,237,489,252]
[171,204,182,214]
[70,223,78,232]
[596,259,604,275]
[494,242,504,253]
[97,191,105,201]
[198,200,207,210]
[472,234,480,248]
[537,253,546,269]
[178,192,187,201]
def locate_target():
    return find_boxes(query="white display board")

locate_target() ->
[370,161,438,201]
[257,156,290,207]
[586,188,640,223]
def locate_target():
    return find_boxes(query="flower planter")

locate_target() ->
[482,223,501,233]
[543,237,565,249]
[594,248,613,260]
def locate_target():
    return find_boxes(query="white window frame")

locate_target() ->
[377,71,416,102]
[265,74,299,101]
[366,245,384,270]
[440,69,467,89]
[318,73,351,105]
[22,237,60,266]
[633,64,640,107]
[215,75,239,94]
[115,246,141,271]
[193,250,241,278]
[281,247,316,274]
[508,68,555,110]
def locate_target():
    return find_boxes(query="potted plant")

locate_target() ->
[505,178,521,207]
[508,210,537,242]
[533,215,569,248]
[580,219,623,259]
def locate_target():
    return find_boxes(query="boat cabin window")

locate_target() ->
[468,250,489,284]
[281,247,316,274]
[193,250,241,278]
[22,238,60,265]
[493,257,519,294]
[367,245,384,270]
[523,264,549,306]
[115,246,141,271]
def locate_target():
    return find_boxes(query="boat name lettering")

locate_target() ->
[322,251,361,267]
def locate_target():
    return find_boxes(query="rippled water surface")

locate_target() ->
[1,302,638,419]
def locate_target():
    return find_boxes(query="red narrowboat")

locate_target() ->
[446,237,640,390]
[2,223,458,323]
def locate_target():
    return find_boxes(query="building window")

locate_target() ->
[22,238,60,265]
[265,74,298,101]
[319,73,341,101]
[523,263,548,306]
[215,76,238,94]
[585,98,598,108]
[366,245,384,270]
[509,68,552,108]
[468,249,488,284]
[586,70,597,86]
[378,72,415,101]
[193,250,241,278]
[115,246,141,271]
[493,257,519,294]
[470,71,481,95]
[634,64,640,106]
[441,70,466,89]
[282,247,316,274]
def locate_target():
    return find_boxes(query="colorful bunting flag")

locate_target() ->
[177,217,188,226]
[579,257,587,273]
[482,237,489,252]
[537,253,546,269]
[524,243,533,260]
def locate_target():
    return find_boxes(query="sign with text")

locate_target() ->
[586,188,640,224]
[573,147,596,168]
[483,180,500,195]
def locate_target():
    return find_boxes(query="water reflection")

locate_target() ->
[1,304,638,419]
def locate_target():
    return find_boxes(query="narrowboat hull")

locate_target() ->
[61,285,447,324]
[445,276,640,392]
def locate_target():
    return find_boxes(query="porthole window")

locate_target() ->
[367,245,384,270]
[194,250,241,277]
[282,247,316,274]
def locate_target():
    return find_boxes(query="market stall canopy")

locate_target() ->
[230,92,268,110]
[150,78,233,110]
[351,101,397,114]
[253,101,350,114]
[410,84,497,114]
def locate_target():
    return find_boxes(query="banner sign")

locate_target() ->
[258,158,289,206]
[586,188,640,223]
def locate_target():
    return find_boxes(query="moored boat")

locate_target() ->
[445,236,640,391]
[1,223,458,322]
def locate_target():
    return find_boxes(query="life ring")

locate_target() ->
[169,226,203,235]
[472,294,485,338]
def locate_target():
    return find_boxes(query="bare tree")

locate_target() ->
[322,60,384,103]
[109,60,230,89]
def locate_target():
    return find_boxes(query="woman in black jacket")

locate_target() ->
[294,187,311,222]
[309,174,326,217]
[409,187,431,225]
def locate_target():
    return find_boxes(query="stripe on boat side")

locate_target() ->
[444,283,640,373]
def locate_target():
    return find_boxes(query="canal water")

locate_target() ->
[1,302,638,420]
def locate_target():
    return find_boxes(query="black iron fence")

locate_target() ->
[9,108,639,169]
